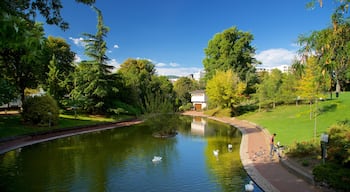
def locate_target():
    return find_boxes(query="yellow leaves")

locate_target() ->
[206,70,246,108]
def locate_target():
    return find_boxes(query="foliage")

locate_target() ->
[256,69,283,109]
[44,36,75,104]
[141,88,174,114]
[297,17,350,93]
[313,163,350,191]
[70,6,118,114]
[118,58,167,112]
[326,121,350,166]
[203,26,259,83]
[204,107,232,117]
[21,95,59,126]
[178,103,193,112]
[0,0,95,30]
[297,57,327,103]
[109,100,141,117]
[0,18,46,104]
[0,77,17,106]
[173,76,198,107]
[206,70,246,114]
[287,141,320,157]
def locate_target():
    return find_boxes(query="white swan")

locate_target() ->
[245,180,254,192]
[213,149,219,156]
[152,156,162,162]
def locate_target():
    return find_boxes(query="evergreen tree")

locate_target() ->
[71,6,118,114]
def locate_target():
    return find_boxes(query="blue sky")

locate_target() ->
[42,0,336,77]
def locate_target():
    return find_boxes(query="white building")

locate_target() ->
[190,90,207,111]
[256,65,291,73]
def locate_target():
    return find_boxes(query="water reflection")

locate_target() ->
[0,115,262,192]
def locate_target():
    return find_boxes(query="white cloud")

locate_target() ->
[255,48,296,68]
[169,62,179,67]
[156,62,167,67]
[108,58,120,70]
[156,67,203,77]
[74,55,82,62]
[69,37,86,47]
[113,44,119,48]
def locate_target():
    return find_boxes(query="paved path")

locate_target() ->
[183,111,323,192]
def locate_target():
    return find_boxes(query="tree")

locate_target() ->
[0,0,95,30]
[206,70,246,114]
[279,73,298,104]
[70,6,118,114]
[173,77,198,106]
[203,27,259,82]
[44,36,75,103]
[0,19,46,104]
[256,69,283,109]
[0,76,17,106]
[118,58,156,110]
[297,57,325,102]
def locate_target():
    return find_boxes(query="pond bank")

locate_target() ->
[182,111,324,192]
[0,119,143,154]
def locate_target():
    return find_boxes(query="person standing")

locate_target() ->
[270,133,276,157]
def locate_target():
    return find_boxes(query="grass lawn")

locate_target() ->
[238,92,350,146]
[0,113,133,139]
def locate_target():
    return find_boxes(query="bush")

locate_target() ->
[287,141,320,157]
[327,122,350,166]
[22,95,59,126]
[178,103,193,112]
[313,163,350,191]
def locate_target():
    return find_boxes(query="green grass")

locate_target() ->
[237,92,350,146]
[0,113,132,139]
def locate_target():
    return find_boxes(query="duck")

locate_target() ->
[245,180,254,192]
[213,149,219,156]
[152,156,162,162]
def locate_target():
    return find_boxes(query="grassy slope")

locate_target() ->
[237,92,350,146]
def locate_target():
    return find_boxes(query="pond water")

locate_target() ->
[0,115,262,192]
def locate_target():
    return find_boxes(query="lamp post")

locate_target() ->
[320,133,329,164]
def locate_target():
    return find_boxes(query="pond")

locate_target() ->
[0,115,262,191]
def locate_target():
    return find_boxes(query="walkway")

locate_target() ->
[183,111,324,192]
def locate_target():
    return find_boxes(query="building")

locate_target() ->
[190,90,207,111]
[256,65,291,73]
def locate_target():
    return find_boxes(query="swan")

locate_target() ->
[152,156,162,162]
[245,180,254,192]
[213,149,219,156]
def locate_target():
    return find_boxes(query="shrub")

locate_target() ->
[327,122,350,166]
[22,95,59,126]
[287,141,320,157]
[178,103,193,112]
[313,163,350,191]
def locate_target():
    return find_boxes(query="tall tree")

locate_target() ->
[203,27,259,82]
[297,57,326,103]
[44,36,75,103]
[0,19,46,104]
[118,58,156,109]
[71,6,118,114]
